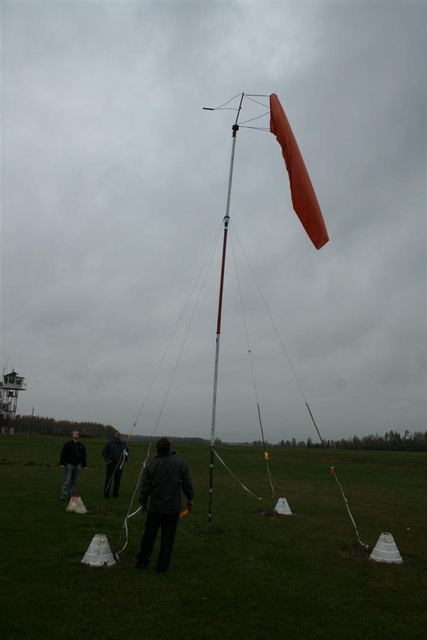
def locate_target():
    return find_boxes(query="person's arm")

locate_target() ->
[59,443,67,467]
[102,442,110,463]
[139,465,152,511]
[81,444,88,468]
[182,463,194,509]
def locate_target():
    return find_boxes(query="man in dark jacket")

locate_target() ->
[136,437,193,573]
[59,430,87,499]
[102,430,129,497]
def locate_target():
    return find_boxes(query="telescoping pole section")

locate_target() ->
[208,94,244,528]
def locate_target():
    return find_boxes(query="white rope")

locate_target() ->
[114,227,225,556]
[119,448,129,470]
[130,223,222,435]
[228,223,371,547]
[103,448,128,497]
[213,449,262,500]
[333,470,369,550]
[264,458,274,499]
[114,452,150,556]
[114,506,142,556]
[230,230,275,499]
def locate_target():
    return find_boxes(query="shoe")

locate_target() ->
[104,494,110,498]
[136,562,148,571]
[113,494,119,498]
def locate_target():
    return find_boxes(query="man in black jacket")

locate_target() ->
[59,431,87,499]
[136,437,193,573]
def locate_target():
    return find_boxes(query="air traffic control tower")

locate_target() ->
[0,370,27,434]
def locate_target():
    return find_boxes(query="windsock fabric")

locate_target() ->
[270,93,329,250]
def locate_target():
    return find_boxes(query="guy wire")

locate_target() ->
[230,222,369,548]
[230,229,275,498]
[115,220,224,553]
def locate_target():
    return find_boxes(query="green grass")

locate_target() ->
[1,436,426,639]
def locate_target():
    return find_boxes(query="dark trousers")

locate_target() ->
[137,510,180,573]
[104,463,123,497]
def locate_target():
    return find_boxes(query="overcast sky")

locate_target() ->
[1,1,426,446]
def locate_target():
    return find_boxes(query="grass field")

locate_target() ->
[1,435,426,639]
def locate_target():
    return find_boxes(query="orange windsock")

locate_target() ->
[270,94,329,250]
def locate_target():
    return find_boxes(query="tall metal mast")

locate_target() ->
[208,93,244,528]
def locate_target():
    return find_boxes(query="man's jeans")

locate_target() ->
[60,463,82,499]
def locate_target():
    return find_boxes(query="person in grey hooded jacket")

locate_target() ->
[136,437,193,573]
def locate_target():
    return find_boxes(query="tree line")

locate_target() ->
[276,429,427,452]
[7,414,116,439]
[4,415,427,452]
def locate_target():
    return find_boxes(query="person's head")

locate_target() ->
[113,430,121,441]
[71,431,79,441]
[156,437,171,455]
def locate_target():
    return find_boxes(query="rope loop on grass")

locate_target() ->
[114,505,142,557]
[114,452,151,557]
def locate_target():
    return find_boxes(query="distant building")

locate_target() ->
[0,369,27,434]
